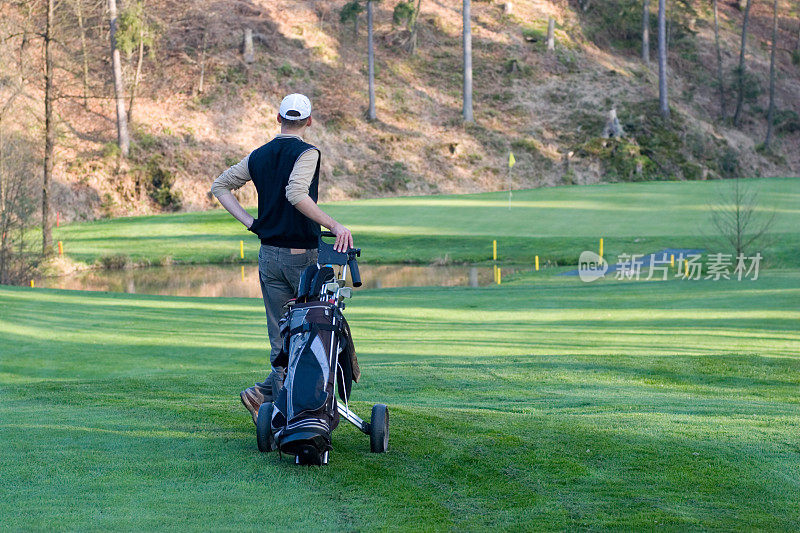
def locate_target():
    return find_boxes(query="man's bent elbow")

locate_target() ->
[286,191,310,206]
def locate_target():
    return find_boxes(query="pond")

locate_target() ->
[38,263,523,298]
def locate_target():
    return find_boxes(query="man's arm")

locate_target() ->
[294,197,353,252]
[211,155,254,229]
[287,149,353,252]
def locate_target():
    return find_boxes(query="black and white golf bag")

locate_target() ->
[269,265,358,465]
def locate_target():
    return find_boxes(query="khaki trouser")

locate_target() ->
[258,244,318,380]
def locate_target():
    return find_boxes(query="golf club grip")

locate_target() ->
[321,231,335,238]
[348,257,362,287]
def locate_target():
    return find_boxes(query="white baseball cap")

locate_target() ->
[279,93,312,120]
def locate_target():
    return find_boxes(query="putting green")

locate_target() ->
[2,268,799,529]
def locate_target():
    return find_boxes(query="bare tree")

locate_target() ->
[642,0,650,65]
[463,0,473,122]
[658,0,669,119]
[764,0,779,149]
[43,0,55,253]
[407,0,423,54]
[733,0,753,127]
[74,0,90,108]
[546,17,555,52]
[119,0,153,124]
[709,177,775,257]
[108,0,130,157]
[713,0,726,119]
[0,133,40,285]
[367,0,376,120]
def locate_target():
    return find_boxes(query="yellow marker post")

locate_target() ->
[239,240,244,260]
[58,241,63,255]
[241,265,245,282]
[535,255,539,271]
[684,259,689,279]
[493,264,498,284]
[670,254,675,267]
[492,240,497,261]
[497,268,502,285]
[599,238,604,261]
[30,280,34,288]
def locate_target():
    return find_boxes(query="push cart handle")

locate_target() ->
[348,256,362,287]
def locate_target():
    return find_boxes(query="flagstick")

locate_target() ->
[508,169,512,210]
[507,151,515,210]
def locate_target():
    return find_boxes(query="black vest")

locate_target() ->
[247,137,321,249]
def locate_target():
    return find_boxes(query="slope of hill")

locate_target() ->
[3,0,799,221]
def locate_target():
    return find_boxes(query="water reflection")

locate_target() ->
[39,264,520,298]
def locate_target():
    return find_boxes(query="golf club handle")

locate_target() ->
[348,257,362,287]
[321,230,336,237]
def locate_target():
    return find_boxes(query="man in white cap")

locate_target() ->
[211,93,353,424]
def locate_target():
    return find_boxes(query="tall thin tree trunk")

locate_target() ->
[243,28,255,64]
[407,0,422,53]
[198,29,207,94]
[764,0,779,148]
[713,0,726,119]
[367,1,376,120]
[108,0,130,157]
[463,0,473,122]
[642,0,650,64]
[76,0,90,108]
[733,0,753,127]
[128,26,144,124]
[546,17,555,51]
[658,0,669,119]
[43,0,55,253]
[354,15,359,38]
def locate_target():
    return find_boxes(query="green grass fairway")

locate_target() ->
[54,178,800,267]
[3,271,800,529]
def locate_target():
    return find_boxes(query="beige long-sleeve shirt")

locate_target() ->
[210,134,319,205]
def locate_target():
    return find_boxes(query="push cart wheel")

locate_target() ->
[369,404,389,453]
[256,402,274,453]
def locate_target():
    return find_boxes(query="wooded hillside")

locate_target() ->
[2,0,799,223]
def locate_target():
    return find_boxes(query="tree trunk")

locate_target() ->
[658,0,669,119]
[764,0,779,148]
[43,0,55,253]
[733,0,753,127]
[642,0,650,65]
[367,1,376,120]
[76,0,90,108]
[354,15,359,38]
[128,26,144,124]
[463,0,473,122]
[546,17,555,52]
[109,0,130,158]
[407,0,423,54]
[243,28,255,64]
[198,29,207,94]
[713,0,726,119]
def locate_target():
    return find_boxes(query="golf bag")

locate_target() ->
[269,265,358,464]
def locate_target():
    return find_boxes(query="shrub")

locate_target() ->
[146,156,182,210]
[340,1,364,24]
[97,254,130,270]
[378,162,410,192]
[393,1,415,28]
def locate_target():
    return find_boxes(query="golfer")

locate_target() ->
[211,93,353,424]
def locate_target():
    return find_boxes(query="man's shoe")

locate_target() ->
[240,385,268,425]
